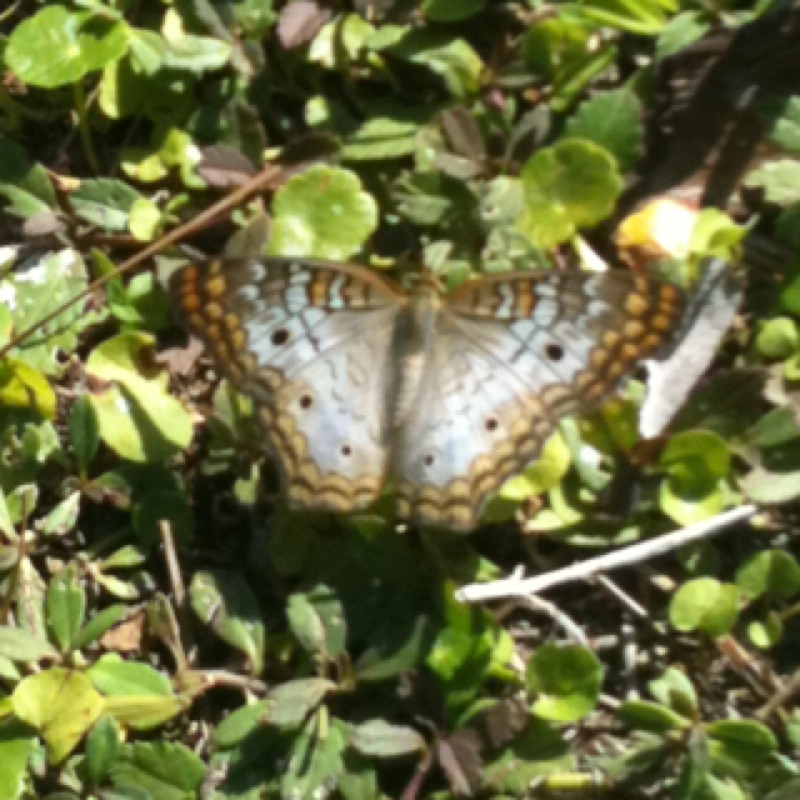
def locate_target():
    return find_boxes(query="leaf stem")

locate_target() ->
[73,79,100,174]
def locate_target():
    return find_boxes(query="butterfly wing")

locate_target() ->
[170,258,405,513]
[392,271,684,530]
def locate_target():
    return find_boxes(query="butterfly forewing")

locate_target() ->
[170,258,406,513]
[392,271,685,529]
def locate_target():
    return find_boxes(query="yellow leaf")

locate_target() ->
[12,669,104,763]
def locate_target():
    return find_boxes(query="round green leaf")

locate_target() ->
[661,431,731,486]
[659,480,725,526]
[527,644,603,722]
[7,7,128,89]
[485,432,571,523]
[517,138,622,248]
[747,613,783,649]
[756,317,800,359]
[564,89,642,172]
[736,549,800,600]
[267,165,378,260]
[659,430,731,524]
[669,578,740,638]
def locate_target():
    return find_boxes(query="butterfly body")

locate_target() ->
[171,258,684,530]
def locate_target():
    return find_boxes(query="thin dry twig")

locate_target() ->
[160,519,194,670]
[456,505,757,604]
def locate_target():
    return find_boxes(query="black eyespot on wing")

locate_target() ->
[300,394,313,409]
[424,455,435,467]
[341,445,352,457]
[485,417,498,432]
[272,328,290,346]
[545,342,564,362]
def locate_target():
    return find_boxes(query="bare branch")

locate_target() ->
[457,505,757,604]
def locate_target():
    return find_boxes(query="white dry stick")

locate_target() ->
[456,505,757,604]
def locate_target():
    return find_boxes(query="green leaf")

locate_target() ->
[564,89,642,172]
[617,700,692,732]
[0,719,37,800]
[485,432,571,524]
[106,271,170,332]
[0,359,57,421]
[127,197,163,241]
[707,719,778,764]
[70,179,144,232]
[282,719,347,798]
[669,578,740,638]
[40,491,81,537]
[343,114,425,161]
[162,9,231,74]
[747,613,783,650]
[355,614,434,682]
[745,159,800,207]
[659,430,731,525]
[735,549,800,601]
[84,716,121,788]
[523,18,617,111]
[2,250,99,377]
[661,430,731,486]
[68,396,99,475]
[764,97,800,154]
[88,655,184,730]
[527,644,604,723]
[72,605,127,652]
[656,11,711,58]
[86,332,193,463]
[374,29,483,97]
[0,139,57,217]
[575,0,676,35]
[517,139,622,248]
[99,57,194,123]
[267,165,378,260]
[213,699,268,748]
[109,742,205,800]
[263,678,336,729]
[127,29,167,75]
[756,317,800,359]
[287,585,347,661]
[648,667,697,718]
[350,720,426,757]
[7,7,128,89]
[88,654,171,697]
[12,668,104,763]
[0,626,59,663]
[45,566,85,653]
[189,571,265,674]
